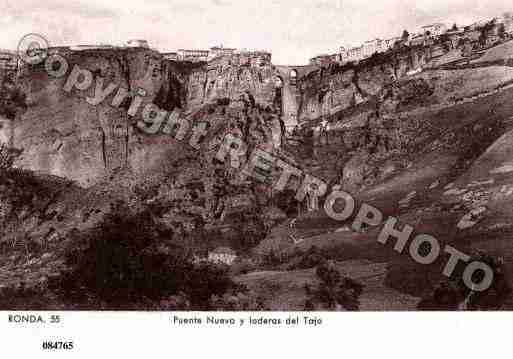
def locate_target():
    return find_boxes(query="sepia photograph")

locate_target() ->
[1,0,513,312]
[7,0,513,358]
[2,0,513,354]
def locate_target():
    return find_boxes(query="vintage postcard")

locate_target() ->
[1,0,512,356]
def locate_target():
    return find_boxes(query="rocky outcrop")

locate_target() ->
[13,48,281,186]
[296,46,432,123]
[185,56,277,110]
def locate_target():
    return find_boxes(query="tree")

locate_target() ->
[417,252,511,311]
[304,261,364,310]
[52,202,238,309]
[451,23,458,31]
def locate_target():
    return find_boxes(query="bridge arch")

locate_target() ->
[274,65,320,133]
[289,69,298,85]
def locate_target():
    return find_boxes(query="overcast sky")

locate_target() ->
[1,0,512,64]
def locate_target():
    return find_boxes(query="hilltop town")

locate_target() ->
[310,12,513,66]
[1,11,513,74]
[0,42,271,69]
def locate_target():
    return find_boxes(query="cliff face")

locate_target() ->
[286,41,513,194]
[184,55,277,110]
[15,48,157,185]
[296,46,432,123]
[11,44,439,187]
[14,48,281,186]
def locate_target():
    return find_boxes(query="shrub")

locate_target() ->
[210,283,267,311]
[289,246,326,270]
[417,252,511,311]
[50,201,239,309]
[305,261,364,310]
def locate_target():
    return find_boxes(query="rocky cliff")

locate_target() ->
[0,48,289,276]
[13,48,282,186]
[296,46,432,123]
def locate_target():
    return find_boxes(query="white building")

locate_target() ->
[340,36,399,64]
[208,247,237,265]
[384,37,399,50]
[421,23,448,37]
[208,46,236,61]
[177,49,210,62]
[362,39,385,57]
[341,45,364,63]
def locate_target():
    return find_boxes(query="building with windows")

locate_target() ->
[163,47,270,65]
[362,39,385,57]
[384,37,399,50]
[235,50,272,66]
[208,46,237,61]
[340,45,364,63]
[177,49,210,62]
[309,53,340,66]
[339,36,401,64]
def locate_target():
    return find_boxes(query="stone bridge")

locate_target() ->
[275,65,319,132]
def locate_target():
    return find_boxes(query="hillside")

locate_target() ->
[251,39,513,310]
